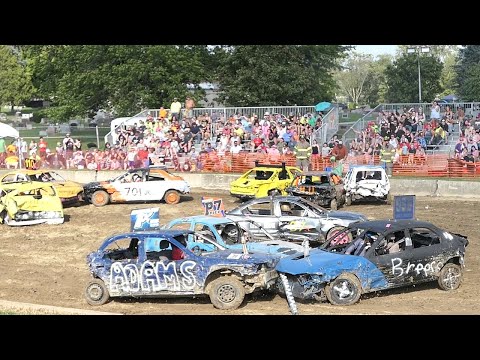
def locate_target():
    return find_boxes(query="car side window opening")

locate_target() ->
[172,235,187,260]
[280,202,294,216]
[196,224,216,242]
[243,203,272,216]
[384,231,407,254]
[2,174,16,182]
[104,237,140,261]
[409,227,441,248]
[145,237,172,261]
[147,174,165,181]
[345,231,378,256]
[278,170,288,180]
[289,202,308,217]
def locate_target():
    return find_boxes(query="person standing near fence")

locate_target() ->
[294,135,311,171]
[170,97,182,121]
[184,97,195,119]
[430,101,441,128]
[380,143,395,176]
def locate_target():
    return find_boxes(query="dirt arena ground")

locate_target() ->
[0,190,478,315]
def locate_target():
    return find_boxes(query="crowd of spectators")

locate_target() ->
[1,99,480,172]
[345,101,480,165]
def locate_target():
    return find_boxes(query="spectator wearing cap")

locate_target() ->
[331,140,347,161]
[63,133,74,167]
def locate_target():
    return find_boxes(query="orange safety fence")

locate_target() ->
[193,153,480,178]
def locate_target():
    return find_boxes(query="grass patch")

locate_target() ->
[13,125,111,150]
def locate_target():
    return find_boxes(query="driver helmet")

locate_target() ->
[222,224,239,243]
[280,204,291,212]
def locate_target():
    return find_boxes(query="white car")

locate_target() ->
[343,165,392,205]
[83,166,190,206]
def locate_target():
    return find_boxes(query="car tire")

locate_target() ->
[386,193,393,205]
[330,199,338,210]
[325,273,362,306]
[164,190,180,205]
[438,263,463,291]
[85,279,110,306]
[208,276,245,310]
[345,196,352,206]
[91,190,110,207]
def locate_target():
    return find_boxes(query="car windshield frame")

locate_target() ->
[294,197,328,215]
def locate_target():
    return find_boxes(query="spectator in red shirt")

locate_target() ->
[331,140,347,161]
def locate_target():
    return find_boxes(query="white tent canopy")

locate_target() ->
[0,122,19,138]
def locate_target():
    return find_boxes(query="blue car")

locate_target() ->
[85,229,279,310]
[276,220,468,306]
[165,215,304,257]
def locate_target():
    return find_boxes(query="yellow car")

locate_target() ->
[230,162,301,199]
[0,182,64,226]
[0,170,84,206]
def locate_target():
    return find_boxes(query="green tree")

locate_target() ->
[362,54,393,106]
[439,52,458,97]
[385,54,443,103]
[455,45,480,101]
[216,45,349,106]
[0,45,33,111]
[334,52,374,107]
[21,45,210,121]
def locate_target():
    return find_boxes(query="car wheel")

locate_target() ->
[330,199,338,210]
[164,190,180,205]
[345,196,352,206]
[438,263,463,291]
[91,190,110,207]
[85,279,110,306]
[325,273,362,306]
[386,193,393,205]
[208,276,245,310]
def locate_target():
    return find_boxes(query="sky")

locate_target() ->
[352,45,398,57]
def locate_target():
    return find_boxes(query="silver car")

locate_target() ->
[226,196,368,245]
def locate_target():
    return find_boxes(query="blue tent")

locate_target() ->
[315,102,331,112]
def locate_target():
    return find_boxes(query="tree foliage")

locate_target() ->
[439,52,458,97]
[0,45,33,109]
[362,54,393,107]
[334,52,374,106]
[215,45,349,106]
[455,45,480,101]
[21,45,210,120]
[384,54,443,103]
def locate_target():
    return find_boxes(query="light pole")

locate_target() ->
[407,46,430,103]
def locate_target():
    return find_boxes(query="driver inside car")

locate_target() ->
[345,231,376,256]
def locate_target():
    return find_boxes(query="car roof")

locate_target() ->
[173,215,233,225]
[348,165,385,171]
[124,229,195,237]
[300,171,330,176]
[243,195,305,203]
[353,219,439,233]
[5,169,44,175]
